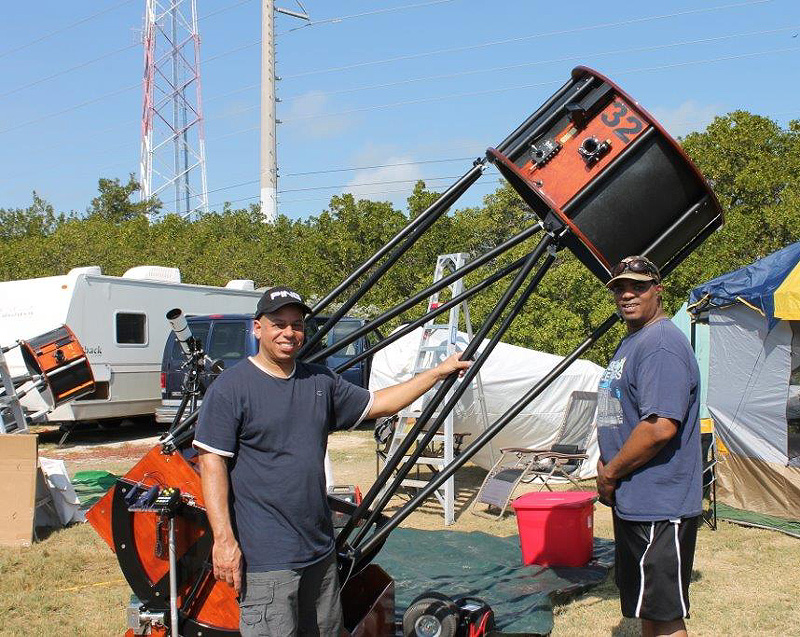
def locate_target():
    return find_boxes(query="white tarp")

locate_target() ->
[36,457,85,527]
[369,327,603,478]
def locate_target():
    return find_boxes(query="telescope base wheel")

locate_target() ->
[403,591,460,637]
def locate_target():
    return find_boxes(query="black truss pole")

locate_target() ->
[333,252,531,374]
[336,232,556,548]
[344,248,557,549]
[299,165,485,357]
[304,222,544,364]
[352,311,621,561]
[310,162,485,317]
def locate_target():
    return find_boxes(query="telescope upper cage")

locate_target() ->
[487,66,723,281]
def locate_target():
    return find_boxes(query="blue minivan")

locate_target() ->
[156,313,372,424]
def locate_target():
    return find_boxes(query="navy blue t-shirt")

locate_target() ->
[597,318,702,521]
[193,358,372,571]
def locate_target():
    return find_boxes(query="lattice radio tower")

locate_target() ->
[140,0,209,220]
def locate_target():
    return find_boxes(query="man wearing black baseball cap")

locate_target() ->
[596,256,702,637]
[194,286,470,636]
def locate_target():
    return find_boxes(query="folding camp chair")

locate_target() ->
[471,390,598,519]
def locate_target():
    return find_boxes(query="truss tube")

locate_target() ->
[345,248,558,548]
[369,252,557,514]
[494,74,576,155]
[337,233,555,548]
[298,166,484,358]
[304,221,543,364]
[353,311,621,560]
[333,251,531,374]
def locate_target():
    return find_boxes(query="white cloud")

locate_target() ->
[344,152,423,201]
[649,100,721,138]
[282,90,353,139]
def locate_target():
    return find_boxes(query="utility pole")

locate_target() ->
[260,2,308,223]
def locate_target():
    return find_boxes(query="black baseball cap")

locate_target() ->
[255,286,312,318]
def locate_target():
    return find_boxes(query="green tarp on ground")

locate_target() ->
[717,503,800,538]
[72,470,118,507]
[377,529,614,636]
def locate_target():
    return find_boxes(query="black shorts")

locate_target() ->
[612,512,699,622]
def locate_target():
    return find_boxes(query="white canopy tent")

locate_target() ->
[369,327,603,478]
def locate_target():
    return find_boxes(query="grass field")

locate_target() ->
[0,426,797,636]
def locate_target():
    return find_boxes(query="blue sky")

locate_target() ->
[0,0,798,221]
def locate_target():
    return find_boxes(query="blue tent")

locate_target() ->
[688,241,800,327]
[684,242,800,521]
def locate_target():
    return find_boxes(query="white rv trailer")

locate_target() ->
[0,265,262,425]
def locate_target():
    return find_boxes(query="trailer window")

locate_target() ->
[116,312,147,345]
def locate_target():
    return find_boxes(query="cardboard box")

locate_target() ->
[0,434,38,546]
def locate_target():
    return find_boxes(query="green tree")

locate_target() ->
[0,192,66,240]
[87,174,161,222]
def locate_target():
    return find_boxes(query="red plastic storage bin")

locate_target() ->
[511,491,596,567]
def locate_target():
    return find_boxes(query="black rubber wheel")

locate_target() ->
[402,591,459,637]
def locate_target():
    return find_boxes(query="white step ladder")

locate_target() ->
[0,344,32,434]
[384,253,492,525]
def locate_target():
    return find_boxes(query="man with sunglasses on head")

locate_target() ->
[193,286,471,636]
[596,256,702,637]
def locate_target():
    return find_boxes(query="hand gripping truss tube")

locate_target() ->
[86,66,723,636]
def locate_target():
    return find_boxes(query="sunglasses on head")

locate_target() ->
[610,257,660,281]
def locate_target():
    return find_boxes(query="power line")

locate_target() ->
[199,0,256,22]
[281,0,773,79]
[0,44,138,100]
[276,179,505,206]
[280,0,458,34]
[0,83,140,136]
[203,178,506,211]
[203,24,797,110]
[0,0,136,60]
[280,45,800,123]
[281,25,799,102]
[278,175,466,194]
[283,156,478,177]
[200,0,772,79]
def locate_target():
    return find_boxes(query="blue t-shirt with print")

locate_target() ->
[193,358,372,572]
[596,318,702,521]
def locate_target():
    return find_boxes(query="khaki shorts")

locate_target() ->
[239,551,342,637]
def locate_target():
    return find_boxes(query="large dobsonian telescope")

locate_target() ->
[86,66,722,636]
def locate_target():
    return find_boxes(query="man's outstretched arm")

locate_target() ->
[367,352,471,419]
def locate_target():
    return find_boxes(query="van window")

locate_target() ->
[170,321,211,361]
[328,321,361,356]
[116,312,147,345]
[208,322,248,361]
